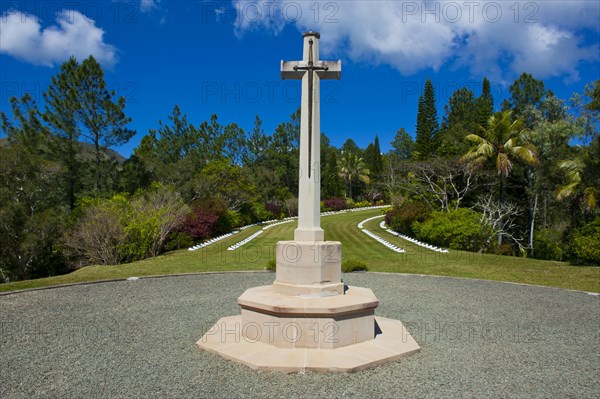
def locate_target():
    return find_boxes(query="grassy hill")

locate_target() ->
[1,208,598,293]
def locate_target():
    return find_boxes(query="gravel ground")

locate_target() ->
[1,272,599,399]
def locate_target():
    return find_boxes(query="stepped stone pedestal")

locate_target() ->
[197,240,420,373]
[197,31,419,372]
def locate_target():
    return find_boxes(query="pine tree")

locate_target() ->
[243,114,268,167]
[44,56,135,196]
[75,56,135,193]
[391,128,414,160]
[43,57,82,209]
[415,79,439,159]
[364,136,383,181]
[322,150,342,198]
[502,73,546,119]
[439,87,478,156]
[477,77,494,127]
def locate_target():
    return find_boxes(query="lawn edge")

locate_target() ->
[1,270,598,297]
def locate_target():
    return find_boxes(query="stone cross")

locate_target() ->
[281,32,341,242]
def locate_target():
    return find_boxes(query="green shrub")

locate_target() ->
[412,208,491,251]
[342,259,368,272]
[164,232,193,252]
[385,202,430,236]
[534,229,564,261]
[571,218,600,265]
[252,202,275,222]
[65,186,189,265]
[352,200,371,208]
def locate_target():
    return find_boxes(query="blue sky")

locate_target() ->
[1,0,599,157]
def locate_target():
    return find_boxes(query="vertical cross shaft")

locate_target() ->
[281,32,341,242]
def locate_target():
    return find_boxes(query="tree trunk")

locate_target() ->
[498,173,504,247]
[348,176,353,199]
[95,139,101,193]
[529,193,538,257]
[543,193,547,228]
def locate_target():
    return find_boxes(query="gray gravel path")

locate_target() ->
[1,272,599,399]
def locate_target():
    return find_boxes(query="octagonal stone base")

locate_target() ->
[238,285,379,349]
[197,315,420,373]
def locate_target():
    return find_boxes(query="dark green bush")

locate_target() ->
[533,229,564,261]
[412,208,491,251]
[342,259,368,272]
[571,218,600,265]
[385,202,430,236]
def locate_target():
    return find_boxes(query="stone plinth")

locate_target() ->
[238,285,378,349]
[197,315,420,373]
[273,241,344,296]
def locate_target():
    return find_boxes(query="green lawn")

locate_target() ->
[1,208,599,293]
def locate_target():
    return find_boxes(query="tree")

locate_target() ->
[502,73,546,127]
[42,57,82,209]
[265,108,300,197]
[75,56,135,193]
[338,152,369,199]
[524,97,578,255]
[461,111,537,245]
[439,87,478,157]
[586,79,600,112]
[243,115,268,167]
[474,194,525,253]
[477,77,494,127]
[556,137,600,213]
[364,135,383,181]
[414,79,439,159]
[341,138,361,155]
[322,150,343,198]
[43,56,135,196]
[1,93,49,154]
[0,145,65,280]
[569,80,600,143]
[391,128,414,161]
[395,158,480,212]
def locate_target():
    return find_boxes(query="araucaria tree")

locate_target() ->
[415,79,439,159]
[462,110,537,245]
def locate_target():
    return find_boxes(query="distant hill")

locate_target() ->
[0,137,127,163]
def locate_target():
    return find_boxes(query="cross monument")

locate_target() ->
[197,32,420,372]
[281,32,341,242]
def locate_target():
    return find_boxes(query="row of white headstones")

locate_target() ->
[188,205,448,254]
[188,206,388,252]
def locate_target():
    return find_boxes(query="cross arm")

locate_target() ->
[281,60,342,80]
[317,61,341,80]
[281,61,304,80]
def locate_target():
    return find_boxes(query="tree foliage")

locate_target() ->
[415,79,439,159]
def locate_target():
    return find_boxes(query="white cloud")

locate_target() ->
[0,10,117,68]
[232,0,599,80]
[140,0,160,13]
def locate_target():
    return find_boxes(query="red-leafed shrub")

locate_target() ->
[182,209,219,240]
[323,198,348,211]
[265,201,283,218]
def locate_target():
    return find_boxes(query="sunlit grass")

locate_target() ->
[1,208,598,293]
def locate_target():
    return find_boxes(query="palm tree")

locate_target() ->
[338,152,370,199]
[556,138,600,211]
[461,110,537,245]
